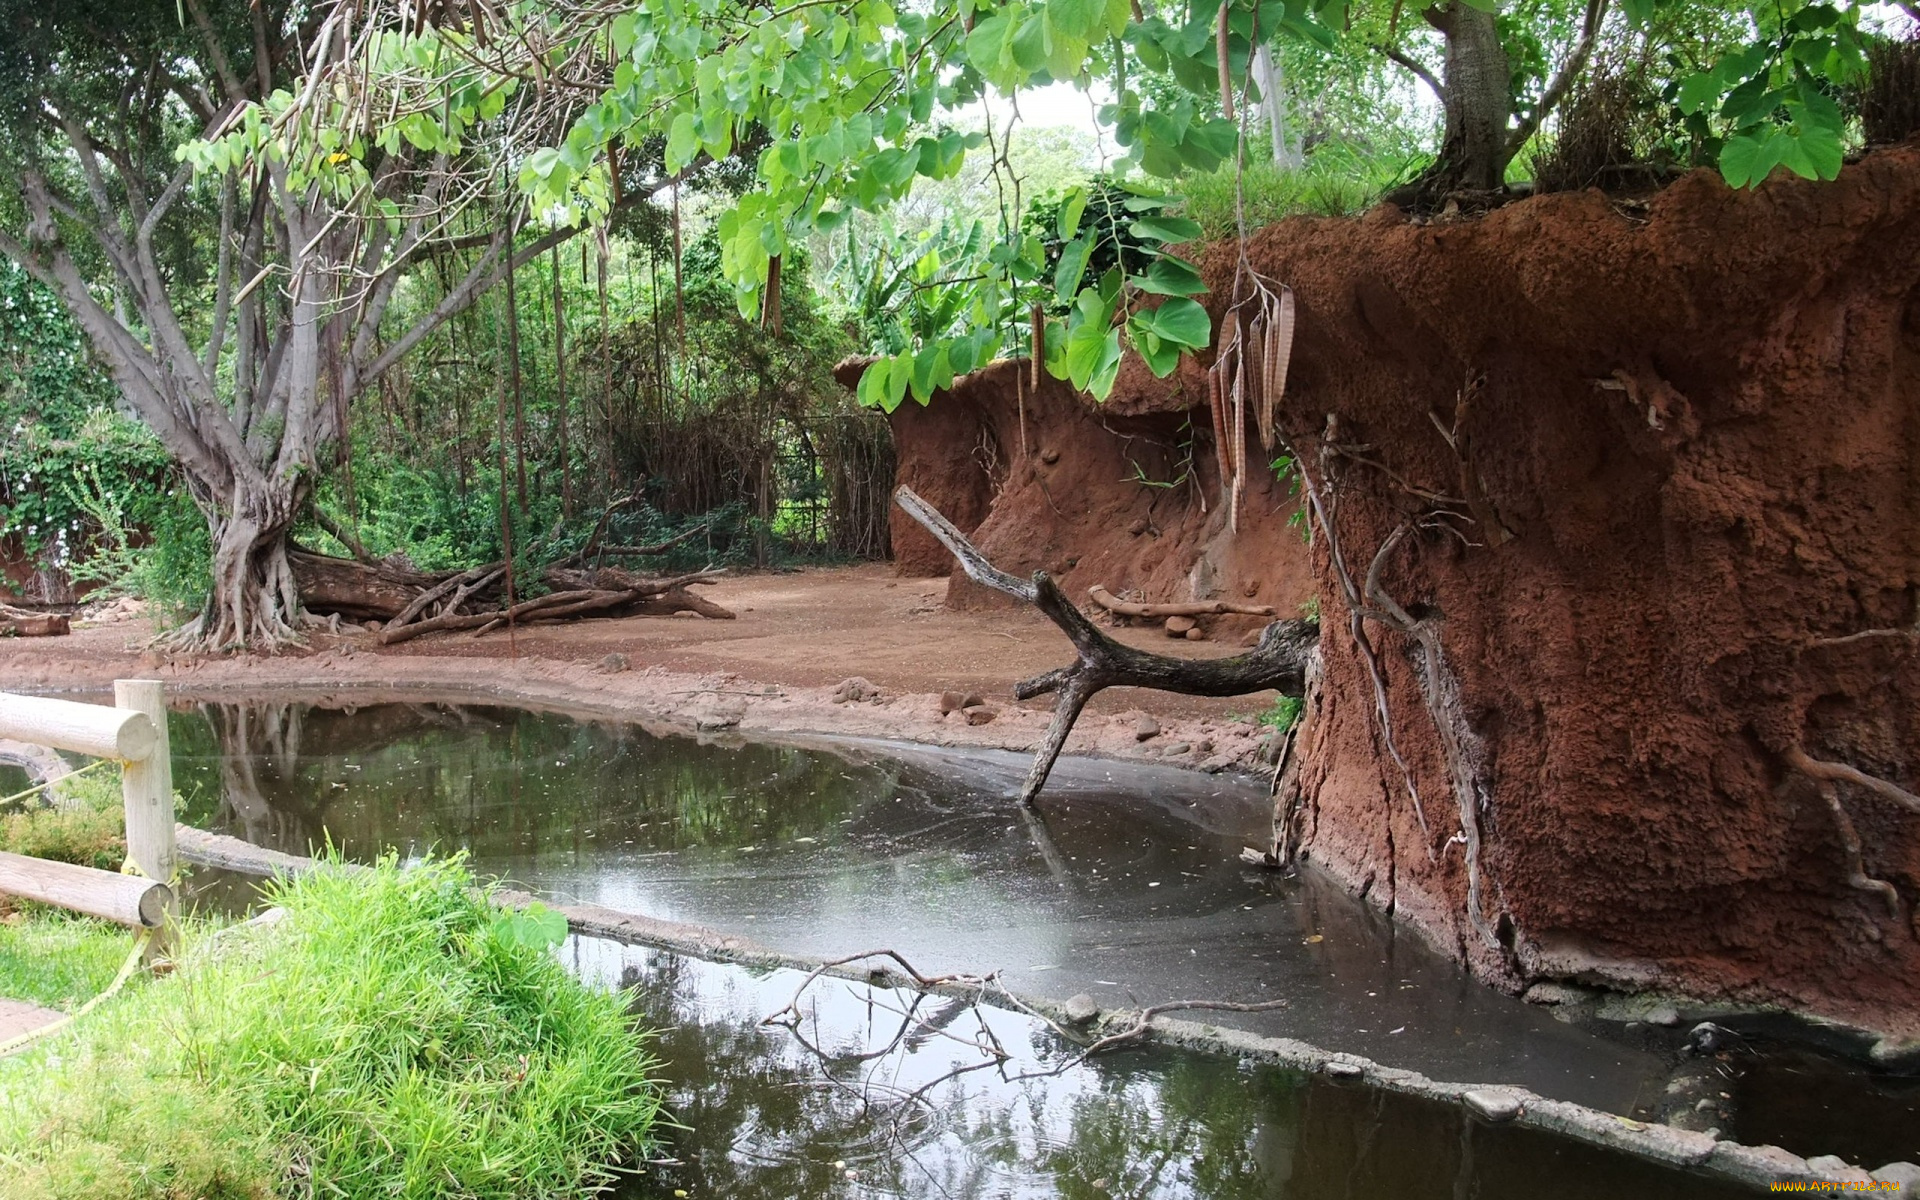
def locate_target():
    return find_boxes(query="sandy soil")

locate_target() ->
[0,565,1285,779]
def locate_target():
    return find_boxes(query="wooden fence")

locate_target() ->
[0,683,175,933]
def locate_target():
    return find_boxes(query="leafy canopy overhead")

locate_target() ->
[197,0,1895,409]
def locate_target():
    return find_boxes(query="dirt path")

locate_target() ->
[0,565,1286,779]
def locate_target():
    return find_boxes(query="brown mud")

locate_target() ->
[879,145,1920,1040]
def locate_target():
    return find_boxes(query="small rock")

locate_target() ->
[1646,1004,1681,1027]
[1462,1088,1525,1123]
[940,689,986,714]
[1063,993,1099,1024]
[670,609,700,619]
[1127,517,1150,537]
[1198,754,1236,774]
[1807,1155,1873,1183]
[1871,1162,1920,1190]
[962,704,998,726]
[1194,738,1214,754]
[1871,1036,1920,1070]
[1039,447,1061,464]
[1133,715,1160,741]
[1161,741,1191,757]
[1184,626,1208,641]
[1522,981,1589,1006]
[1164,615,1196,637]
[693,704,744,732]
[596,652,630,674]
[365,619,383,632]
[833,676,879,704]
[1324,1060,1364,1080]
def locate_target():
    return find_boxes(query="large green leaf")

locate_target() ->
[1054,236,1094,299]
[1129,214,1204,244]
[1137,296,1211,348]
[1134,252,1208,297]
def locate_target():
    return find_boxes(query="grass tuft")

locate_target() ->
[0,856,659,1200]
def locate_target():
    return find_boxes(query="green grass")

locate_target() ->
[0,856,660,1200]
[0,911,131,1010]
[1178,140,1430,241]
[0,772,135,1009]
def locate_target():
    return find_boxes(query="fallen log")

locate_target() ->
[894,486,1317,802]
[379,570,731,645]
[0,604,69,637]
[1087,585,1275,619]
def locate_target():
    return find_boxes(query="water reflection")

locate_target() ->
[570,939,1750,1200]
[169,698,1674,1112]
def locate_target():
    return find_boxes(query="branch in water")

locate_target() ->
[893,485,1317,803]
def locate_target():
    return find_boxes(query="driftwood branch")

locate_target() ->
[894,486,1317,803]
[377,570,728,645]
[1087,585,1275,619]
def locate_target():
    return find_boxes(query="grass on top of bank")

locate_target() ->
[0,854,660,1200]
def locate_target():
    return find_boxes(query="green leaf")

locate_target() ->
[1053,236,1094,299]
[493,903,568,950]
[1793,123,1845,180]
[1134,252,1208,297]
[1126,316,1183,376]
[1139,296,1211,348]
[1718,131,1782,189]
[1128,214,1204,244]
[1057,185,1089,240]
[1676,71,1720,116]
[1064,289,1119,390]
[666,111,700,170]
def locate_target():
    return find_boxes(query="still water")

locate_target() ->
[142,695,1915,1187]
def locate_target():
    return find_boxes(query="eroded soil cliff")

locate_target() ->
[879,145,1920,1038]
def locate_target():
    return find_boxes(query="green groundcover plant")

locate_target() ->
[0,856,660,1200]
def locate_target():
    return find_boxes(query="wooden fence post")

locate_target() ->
[114,680,175,889]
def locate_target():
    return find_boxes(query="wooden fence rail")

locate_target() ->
[0,683,176,934]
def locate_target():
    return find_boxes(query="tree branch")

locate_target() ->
[894,486,1317,803]
[1507,0,1609,155]
[1375,44,1446,103]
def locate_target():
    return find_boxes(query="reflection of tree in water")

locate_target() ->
[177,701,903,864]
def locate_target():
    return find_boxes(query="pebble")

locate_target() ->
[1462,1088,1525,1123]
[1324,1060,1364,1079]
[595,652,630,674]
[1646,1004,1680,1027]
[1162,741,1192,757]
[1063,993,1099,1024]
[1133,715,1160,741]
[962,704,998,726]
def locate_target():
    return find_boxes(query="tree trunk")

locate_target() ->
[194,478,307,650]
[1428,1,1513,193]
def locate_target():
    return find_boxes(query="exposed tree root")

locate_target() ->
[894,485,1317,804]
[1784,745,1917,928]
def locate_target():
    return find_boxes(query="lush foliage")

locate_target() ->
[0,856,659,1200]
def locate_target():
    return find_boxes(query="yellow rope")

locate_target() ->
[0,925,153,1058]
[0,756,116,810]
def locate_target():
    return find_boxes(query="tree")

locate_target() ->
[0,0,665,648]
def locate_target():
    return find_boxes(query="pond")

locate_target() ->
[47,694,1920,1188]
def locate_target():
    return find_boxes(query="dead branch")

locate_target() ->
[895,486,1316,804]
[586,522,710,559]
[311,505,374,562]
[377,569,729,644]
[1087,584,1275,619]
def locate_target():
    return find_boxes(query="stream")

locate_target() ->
[18,694,1914,1193]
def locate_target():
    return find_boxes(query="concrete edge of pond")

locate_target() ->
[176,826,1906,1195]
